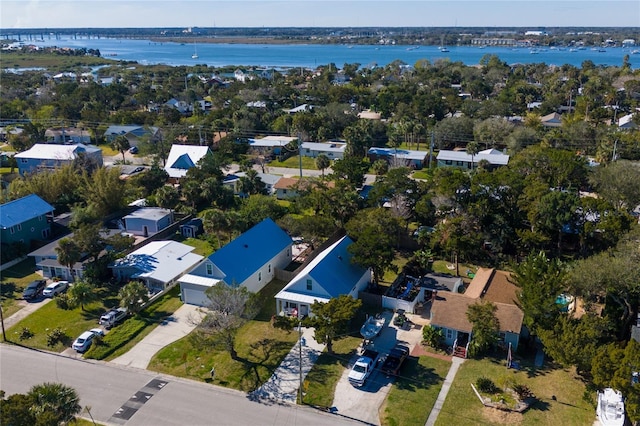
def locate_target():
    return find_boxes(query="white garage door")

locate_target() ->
[182,287,209,307]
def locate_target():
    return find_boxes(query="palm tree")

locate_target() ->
[111,135,130,163]
[27,382,81,424]
[67,280,96,311]
[55,238,82,281]
[466,141,480,172]
[118,281,149,314]
[315,154,331,179]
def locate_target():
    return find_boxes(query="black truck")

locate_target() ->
[380,344,410,377]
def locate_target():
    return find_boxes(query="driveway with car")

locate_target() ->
[331,310,424,425]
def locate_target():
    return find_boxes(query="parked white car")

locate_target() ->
[42,281,69,298]
[72,331,95,352]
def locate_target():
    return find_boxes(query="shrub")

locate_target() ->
[512,384,534,400]
[46,328,68,347]
[19,327,34,340]
[476,376,499,394]
[422,325,444,348]
[55,293,72,310]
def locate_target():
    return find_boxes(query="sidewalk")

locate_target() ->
[4,297,52,330]
[425,356,465,426]
[112,304,203,369]
[250,326,325,403]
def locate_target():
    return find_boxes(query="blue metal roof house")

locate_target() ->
[275,235,372,318]
[179,218,293,306]
[1,194,55,253]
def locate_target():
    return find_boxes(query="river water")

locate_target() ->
[21,37,640,69]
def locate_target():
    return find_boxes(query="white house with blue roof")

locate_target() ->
[179,218,293,306]
[275,235,372,318]
[164,144,212,181]
[1,194,55,251]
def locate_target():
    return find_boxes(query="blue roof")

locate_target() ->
[308,236,368,297]
[207,218,292,285]
[0,194,54,229]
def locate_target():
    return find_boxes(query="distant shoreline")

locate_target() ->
[148,37,321,45]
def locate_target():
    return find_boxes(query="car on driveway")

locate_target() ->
[89,328,105,337]
[129,146,139,154]
[42,281,69,298]
[22,279,47,301]
[72,331,96,352]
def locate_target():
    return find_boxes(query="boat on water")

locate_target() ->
[360,315,385,340]
[597,388,625,426]
[191,41,198,59]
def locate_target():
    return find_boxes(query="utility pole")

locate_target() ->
[0,302,7,342]
[297,135,303,178]
[428,131,435,169]
[298,317,303,404]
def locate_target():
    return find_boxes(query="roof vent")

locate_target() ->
[244,244,249,248]
[337,255,342,260]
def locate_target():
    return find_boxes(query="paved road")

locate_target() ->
[0,344,360,426]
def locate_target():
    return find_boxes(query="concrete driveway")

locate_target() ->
[3,296,52,329]
[112,304,204,369]
[331,311,424,425]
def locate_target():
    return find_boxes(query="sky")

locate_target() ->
[1,0,639,29]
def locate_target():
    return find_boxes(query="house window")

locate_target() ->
[42,228,50,239]
[9,226,14,234]
[206,263,213,276]
[16,224,22,231]
[39,215,43,221]
[306,279,312,291]
[268,264,271,273]
[446,329,454,340]
[21,159,28,164]
[31,227,35,232]
[258,272,262,281]
[445,160,452,165]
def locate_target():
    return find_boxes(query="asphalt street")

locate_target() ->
[0,344,361,426]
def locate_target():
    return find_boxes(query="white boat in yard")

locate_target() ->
[360,315,385,340]
[597,388,625,426]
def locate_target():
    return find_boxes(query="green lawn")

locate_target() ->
[302,335,363,407]
[6,295,112,351]
[381,356,451,426]
[269,155,318,170]
[412,170,430,180]
[86,286,183,360]
[148,279,299,392]
[97,143,119,157]
[173,235,215,256]
[435,358,594,426]
[0,258,44,318]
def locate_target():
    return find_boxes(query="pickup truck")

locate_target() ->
[380,344,410,377]
[99,307,128,329]
[348,349,379,387]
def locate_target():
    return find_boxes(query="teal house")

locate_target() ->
[1,194,55,250]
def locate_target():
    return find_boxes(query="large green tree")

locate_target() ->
[346,208,402,285]
[466,301,500,357]
[304,295,362,354]
[511,251,566,334]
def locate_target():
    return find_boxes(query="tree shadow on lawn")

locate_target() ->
[394,356,444,392]
[485,350,553,379]
[0,281,17,297]
[236,338,295,391]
